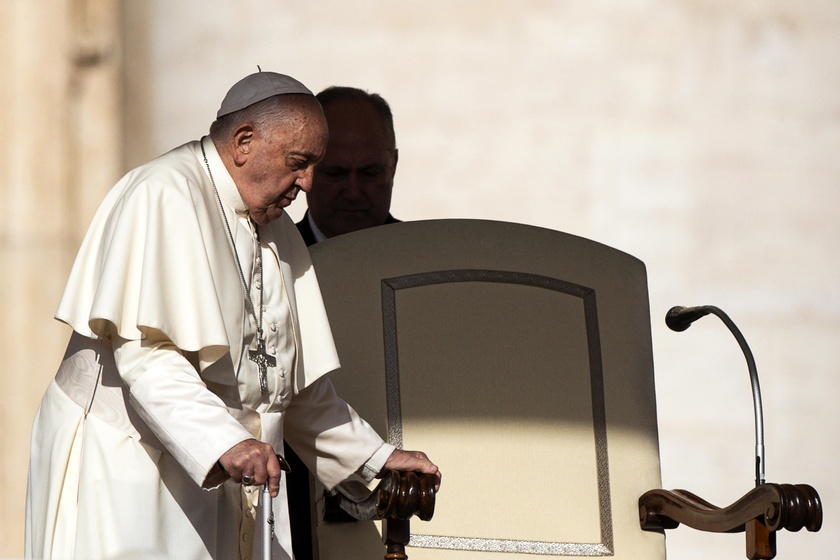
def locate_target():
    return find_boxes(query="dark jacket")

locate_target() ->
[295,210,401,247]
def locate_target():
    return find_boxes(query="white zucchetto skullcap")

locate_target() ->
[217,70,313,118]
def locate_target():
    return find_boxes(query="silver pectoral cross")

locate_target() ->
[249,336,276,393]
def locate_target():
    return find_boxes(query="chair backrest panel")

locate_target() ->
[310,219,665,559]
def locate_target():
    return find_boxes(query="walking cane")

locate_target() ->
[254,483,275,560]
[253,454,291,560]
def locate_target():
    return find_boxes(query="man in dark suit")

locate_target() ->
[291,86,401,560]
[296,86,400,246]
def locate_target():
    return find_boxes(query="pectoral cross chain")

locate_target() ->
[203,143,277,396]
[249,336,276,393]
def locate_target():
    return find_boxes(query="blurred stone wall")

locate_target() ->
[0,0,123,555]
[2,1,837,558]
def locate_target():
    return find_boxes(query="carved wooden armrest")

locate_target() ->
[325,469,436,522]
[324,470,436,560]
[639,483,822,559]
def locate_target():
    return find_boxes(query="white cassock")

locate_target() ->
[25,137,394,560]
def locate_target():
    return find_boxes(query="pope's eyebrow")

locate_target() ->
[289,151,323,165]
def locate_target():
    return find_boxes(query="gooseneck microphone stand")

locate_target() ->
[639,304,822,560]
[665,305,765,486]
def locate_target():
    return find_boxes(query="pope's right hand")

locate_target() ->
[218,438,283,497]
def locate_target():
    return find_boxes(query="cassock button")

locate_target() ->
[270,323,277,332]
[269,345,276,355]
[255,280,262,290]
[280,369,286,378]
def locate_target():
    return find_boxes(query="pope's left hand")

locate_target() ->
[382,449,441,492]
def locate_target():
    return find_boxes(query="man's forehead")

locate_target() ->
[324,106,391,149]
[324,100,386,130]
[321,134,393,166]
[275,104,328,148]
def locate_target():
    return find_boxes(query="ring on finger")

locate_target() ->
[242,475,253,485]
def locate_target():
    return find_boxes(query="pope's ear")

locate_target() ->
[231,124,255,165]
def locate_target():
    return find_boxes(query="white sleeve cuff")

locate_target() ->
[359,442,397,482]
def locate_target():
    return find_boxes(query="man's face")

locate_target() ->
[307,99,397,238]
[238,101,328,226]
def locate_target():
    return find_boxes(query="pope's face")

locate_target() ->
[238,101,328,226]
[307,99,397,238]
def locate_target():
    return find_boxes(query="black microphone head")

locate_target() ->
[666,305,711,332]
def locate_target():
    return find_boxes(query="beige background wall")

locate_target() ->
[2,1,837,558]
[1,0,124,557]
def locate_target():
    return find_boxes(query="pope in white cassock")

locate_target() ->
[25,71,440,560]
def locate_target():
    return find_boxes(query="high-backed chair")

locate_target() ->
[304,219,820,560]
[306,219,660,559]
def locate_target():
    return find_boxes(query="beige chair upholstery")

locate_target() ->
[309,219,665,560]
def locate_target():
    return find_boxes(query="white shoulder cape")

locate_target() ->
[55,140,340,391]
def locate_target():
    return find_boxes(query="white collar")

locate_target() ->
[201,136,249,216]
